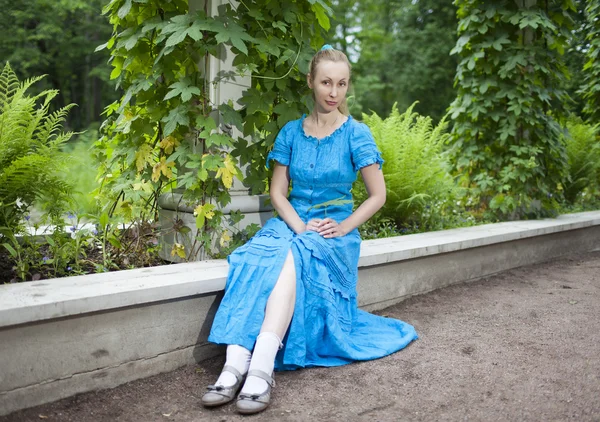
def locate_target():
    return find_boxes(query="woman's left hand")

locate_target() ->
[317,218,347,238]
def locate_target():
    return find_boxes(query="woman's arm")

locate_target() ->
[270,163,307,234]
[317,163,386,238]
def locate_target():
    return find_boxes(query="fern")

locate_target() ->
[356,102,457,226]
[562,117,600,204]
[0,62,74,230]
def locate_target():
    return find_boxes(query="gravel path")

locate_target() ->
[3,251,600,422]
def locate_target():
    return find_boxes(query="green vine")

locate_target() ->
[580,0,600,122]
[97,0,330,259]
[449,0,575,218]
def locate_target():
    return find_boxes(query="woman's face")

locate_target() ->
[308,60,350,114]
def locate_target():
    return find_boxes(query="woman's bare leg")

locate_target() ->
[260,249,297,338]
[240,250,296,395]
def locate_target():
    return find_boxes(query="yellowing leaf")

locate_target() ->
[193,203,216,229]
[170,243,186,259]
[152,156,175,182]
[135,144,153,172]
[132,179,153,192]
[220,230,231,247]
[159,136,180,154]
[216,155,240,189]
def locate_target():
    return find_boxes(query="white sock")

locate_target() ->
[240,332,282,395]
[215,344,251,387]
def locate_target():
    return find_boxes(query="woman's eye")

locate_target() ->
[339,82,346,87]
[322,81,330,85]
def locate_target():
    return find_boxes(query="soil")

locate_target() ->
[2,251,600,422]
[0,223,169,284]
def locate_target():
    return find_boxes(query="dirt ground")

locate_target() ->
[3,251,600,422]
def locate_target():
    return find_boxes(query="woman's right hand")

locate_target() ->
[305,219,322,233]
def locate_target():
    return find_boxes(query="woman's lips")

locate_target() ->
[326,101,337,106]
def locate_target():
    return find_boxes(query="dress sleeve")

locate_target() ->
[350,122,384,172]
[266,122,292,169]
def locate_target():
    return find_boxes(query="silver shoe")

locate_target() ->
[236,369,275,415]
[201,365,245,407]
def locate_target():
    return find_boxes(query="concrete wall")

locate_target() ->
[1,211,599,416]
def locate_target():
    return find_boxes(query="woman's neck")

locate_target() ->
[311,110,342,127]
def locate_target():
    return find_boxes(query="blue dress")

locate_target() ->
[208,115,418,370]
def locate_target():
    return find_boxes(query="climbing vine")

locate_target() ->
[580,0,600,122]
[97,0,330,259]
[449,0,576,218]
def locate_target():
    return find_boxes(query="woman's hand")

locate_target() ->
[316,218,347,238]
[305,219,322,232]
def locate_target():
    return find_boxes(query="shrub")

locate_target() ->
[356,102,459,228]
[0,62,74,231]
[562,117,600,204]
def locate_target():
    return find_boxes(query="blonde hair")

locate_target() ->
[308,47,352,115]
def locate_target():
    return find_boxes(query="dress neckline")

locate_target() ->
[300,114,353,143]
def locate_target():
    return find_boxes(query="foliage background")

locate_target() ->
[1,0,600,281]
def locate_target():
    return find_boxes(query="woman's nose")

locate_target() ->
[329,86,337,98]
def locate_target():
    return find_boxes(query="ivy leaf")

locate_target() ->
[197,115,217,137]
[135,144,154,172]
[151,156,175,182]
[219,102,243,131]
[159,136,180,154]
[166,29,188,48]
[206,133,233,148]
[203,154,223,171]
[492,35,510,51]
[273,103,299,127]
[171,243,186,259]
[519,14,542,29]
[164,79,201,102]
[161,105,190,136]
[216,155,241,189]
[193,203,216,229]
[214,20,255,55]
[198,168,208,182]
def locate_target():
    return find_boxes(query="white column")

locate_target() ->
[159,0,273,261]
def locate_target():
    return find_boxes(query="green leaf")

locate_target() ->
[272,21,287,33]
[117,0,132,19]
[219,103,243,131]
[108,234,122,249]
[99,212,109,229]
[166,28,189,47]
[213,20,255,55]
[164,79,201,102]
[2,243,18,259]
[162,105,190,136]
[312,4,331,31]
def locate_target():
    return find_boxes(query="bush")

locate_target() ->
[62,125,102,216]
[562,117,600,204]
[356,102,459,229]
[0,62,74,230]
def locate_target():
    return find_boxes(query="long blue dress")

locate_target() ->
[208,115,418,370]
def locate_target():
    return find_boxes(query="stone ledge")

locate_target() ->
[359,210,600,266]
[1,210,599,329]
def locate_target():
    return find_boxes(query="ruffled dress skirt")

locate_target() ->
[208,218,418,370]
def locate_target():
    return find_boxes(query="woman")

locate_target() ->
[202,45,418,415]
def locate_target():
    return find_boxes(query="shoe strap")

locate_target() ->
[247,369,275,387]
[222,365,244,384]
